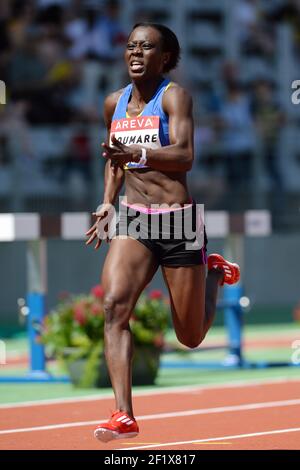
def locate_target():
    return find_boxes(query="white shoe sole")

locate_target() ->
[94,428,138,443]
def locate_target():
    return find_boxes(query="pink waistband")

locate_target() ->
[121,198,193,215]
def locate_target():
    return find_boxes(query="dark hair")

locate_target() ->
[130,23,181,73]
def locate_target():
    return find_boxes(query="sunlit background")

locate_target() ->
[0,1,299,390]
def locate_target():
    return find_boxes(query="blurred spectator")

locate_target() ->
[221,61,240,89]
[35,3,66,37]
[267,0,300,53]
[6,1,36,47]
[59,125,92,183]
[65,1,126,61]
[190,116,226,207]
[64,1,126,114]
[7,32,77,124]
[217,81,255,188]
[235,0,275,56]
[0,101,37,174]
[235,0,258,38]
[0,1,35,82]
[8,33,47,95]
[251,79,285,189]
[0,0,10,18]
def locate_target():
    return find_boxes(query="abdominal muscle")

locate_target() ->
[124,168,191,207]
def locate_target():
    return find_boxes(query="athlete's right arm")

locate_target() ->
[102,91,125,205]
[85,91,124,249]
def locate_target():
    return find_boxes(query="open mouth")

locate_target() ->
[130,61,144,72]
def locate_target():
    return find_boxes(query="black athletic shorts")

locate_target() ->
[113,201,207,267]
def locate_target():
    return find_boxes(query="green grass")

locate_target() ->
[0,364,299,406]
[0,383,104,404]
[156,365,300,387]
[0,366,299,405]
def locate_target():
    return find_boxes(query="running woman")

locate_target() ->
[86,23,240,443]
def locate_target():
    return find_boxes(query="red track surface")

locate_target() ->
[1,380,300,450]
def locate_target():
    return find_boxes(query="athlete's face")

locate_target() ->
[125,27,170,80]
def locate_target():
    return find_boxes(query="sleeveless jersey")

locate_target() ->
[110,78,173,170]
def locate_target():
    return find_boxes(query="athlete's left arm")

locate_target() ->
[145,85,194,171]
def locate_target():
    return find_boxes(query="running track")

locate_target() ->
[1,378,300,450]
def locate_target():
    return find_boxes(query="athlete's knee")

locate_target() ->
[176,330,206,349]
[103,293,131,329]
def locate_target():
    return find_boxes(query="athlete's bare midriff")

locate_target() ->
[124,168,191,206]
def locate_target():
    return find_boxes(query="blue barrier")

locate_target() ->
[223,283,244,365]
[0,291,70,383]
[27,292,48,375]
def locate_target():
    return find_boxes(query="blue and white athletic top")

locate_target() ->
[110,78,174,170]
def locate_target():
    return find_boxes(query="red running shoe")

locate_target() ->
[94,410,139,442]
[208,253,240,286]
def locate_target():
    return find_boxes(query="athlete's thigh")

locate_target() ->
[161,265,206,331]
[102,237,159,306]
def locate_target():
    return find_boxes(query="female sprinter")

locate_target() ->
[86,23,240,443]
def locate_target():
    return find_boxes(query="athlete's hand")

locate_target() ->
[85,203,113,250]
[102,134,142,166]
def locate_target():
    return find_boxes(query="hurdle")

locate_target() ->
[0,212,92,383]
[0,209,275,382]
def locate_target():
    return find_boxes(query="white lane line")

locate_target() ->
[1,398,300,436]
[1,376,300,409]
[0,420,100,435]
[118,427,300,450]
